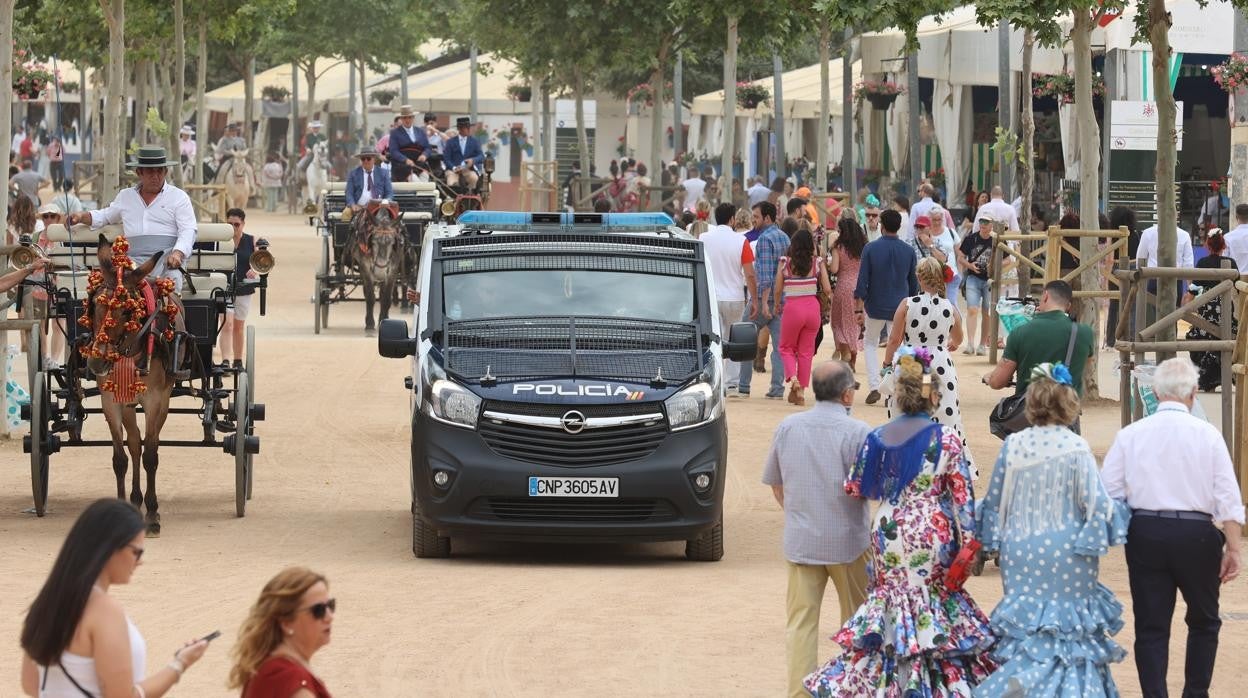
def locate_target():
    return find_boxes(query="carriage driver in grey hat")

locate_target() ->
[66,145,198,291]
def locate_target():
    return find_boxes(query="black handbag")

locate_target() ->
[989,323,1079,440]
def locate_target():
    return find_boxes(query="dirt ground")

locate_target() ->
[1,210,1245,697]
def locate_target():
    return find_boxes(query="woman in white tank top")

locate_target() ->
[20,499,212,697]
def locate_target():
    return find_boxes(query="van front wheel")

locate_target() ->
[685,516,724,562]
[412,504,451,559]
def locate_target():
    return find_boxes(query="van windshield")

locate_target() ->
[443,270,695,323]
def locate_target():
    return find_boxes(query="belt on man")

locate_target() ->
[1132,509,1212,522]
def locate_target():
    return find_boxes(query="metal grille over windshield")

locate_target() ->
[445,317,702,382]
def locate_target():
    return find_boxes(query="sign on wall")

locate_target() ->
[1109,100,1184,151]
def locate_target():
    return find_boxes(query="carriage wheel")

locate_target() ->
[244,326,257,501]
[234,374,250,517]
[313,279,324,335]
[28,372,50,517]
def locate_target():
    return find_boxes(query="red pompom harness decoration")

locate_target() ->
[77,234,180,402]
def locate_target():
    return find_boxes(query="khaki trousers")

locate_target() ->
[785,553,869,698]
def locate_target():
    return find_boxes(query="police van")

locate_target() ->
[377,211,757,560]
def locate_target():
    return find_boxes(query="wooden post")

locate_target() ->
[1220,277,1234,451]
[1045,225,1061,281]
[1119,263,1133,428]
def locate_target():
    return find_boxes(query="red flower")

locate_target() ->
[932,512,952,543]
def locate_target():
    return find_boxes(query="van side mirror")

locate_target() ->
[722,322,759,361]
[378,319,417,358]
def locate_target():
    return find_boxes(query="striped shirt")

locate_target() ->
[779,256,821,297]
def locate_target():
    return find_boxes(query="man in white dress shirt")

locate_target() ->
[972,186,1020,232]
[66,146,197,290]
[1101,357,1243,698]
[1222,204,1248,273]
[909,183,937,223]
[680,166,707,212]
[1136,219,1195,270]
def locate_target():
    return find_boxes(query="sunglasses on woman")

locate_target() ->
[301,598,336,620]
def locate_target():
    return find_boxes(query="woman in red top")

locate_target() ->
[229,568,334,698]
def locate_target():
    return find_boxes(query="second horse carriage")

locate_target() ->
[310,153,494,334]
[13,222,272,532]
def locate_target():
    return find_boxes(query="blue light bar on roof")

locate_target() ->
[457,211,676,232]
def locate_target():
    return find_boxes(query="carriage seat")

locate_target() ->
[401,212,432,222]
[393,181,439,194]
[324,181,346,194]
[40,223,236,299]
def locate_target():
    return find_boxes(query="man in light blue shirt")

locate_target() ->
[746,176,771,208]
[763,361,870,698]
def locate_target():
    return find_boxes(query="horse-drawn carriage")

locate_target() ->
[311,181,443,334]
[15,222,271,532]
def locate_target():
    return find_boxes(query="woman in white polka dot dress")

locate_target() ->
[974,364,1130,697]
[884,257,966,446]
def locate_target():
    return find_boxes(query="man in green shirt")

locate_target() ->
[984,280,1094,396]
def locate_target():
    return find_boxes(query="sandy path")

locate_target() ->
[1,210,1245,697]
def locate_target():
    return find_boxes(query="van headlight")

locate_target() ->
[665,382,722,431]
[421,356,480,428]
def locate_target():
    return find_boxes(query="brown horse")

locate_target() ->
[351,202,403,335]
[83,235,186,535]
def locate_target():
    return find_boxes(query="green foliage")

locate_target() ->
[813,0,963,52]
[993,126,1026,167]
[146,106,170,140]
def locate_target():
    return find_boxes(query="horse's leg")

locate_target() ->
[363,275,377,333]
[101,397,128,500]
[121,406,143,510]
[139,379,171,536]
[380,274,395,322]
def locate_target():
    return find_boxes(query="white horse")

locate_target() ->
[216,148,256,208]
[304,142,331,210]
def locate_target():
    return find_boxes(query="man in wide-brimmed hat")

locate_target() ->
[443,116,484,191]
[67,145,197,291]
[345,145,393,211]
[386,105,430,183]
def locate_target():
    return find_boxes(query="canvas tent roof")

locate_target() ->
[367,52,533,116]
[691,58,863,119]
[860,5,1065,85]
[203,41,446,116]
[860,0,1233,86]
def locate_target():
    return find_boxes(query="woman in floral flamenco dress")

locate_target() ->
[805,348,996,697]
[974,363,1130,697]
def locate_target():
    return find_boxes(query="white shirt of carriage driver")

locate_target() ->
[405,126,415,141]
[88,182,197,258]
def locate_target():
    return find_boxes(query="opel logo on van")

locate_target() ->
[560,410,587,434]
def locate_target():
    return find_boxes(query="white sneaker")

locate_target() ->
[962,346,975,355]
[976,345,988,356]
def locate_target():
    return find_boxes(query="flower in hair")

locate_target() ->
[1031,362,1073,386]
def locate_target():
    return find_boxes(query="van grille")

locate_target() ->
[471,497,677,523]
[478,401,667,466]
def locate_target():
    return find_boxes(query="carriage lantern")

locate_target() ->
[484,155,496,174]
[249,239,276,274]
[8,233,42,269]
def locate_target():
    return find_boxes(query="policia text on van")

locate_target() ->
[378,212,757,561]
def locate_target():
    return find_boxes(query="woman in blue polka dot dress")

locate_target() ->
[974,363,1130,697]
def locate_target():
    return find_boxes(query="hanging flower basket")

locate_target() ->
[261,85,290,102]
[627,81,673,108]
[1212,53,1248,94]
[1031,72,1105,105]
[736,82,770,110]
[12,54,56,100]
[61,80,79,94]
[854,80,905,110]
[506,83,531,102]
[370,88,397,106]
